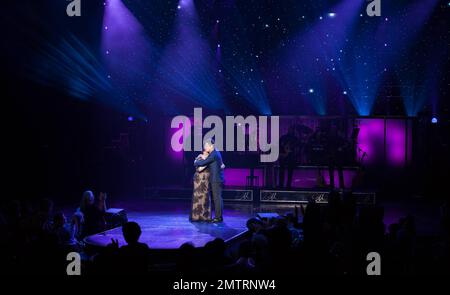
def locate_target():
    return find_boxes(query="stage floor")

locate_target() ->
[84,200,254,249]
[83,196,442,250]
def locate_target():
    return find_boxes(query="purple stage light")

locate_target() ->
[277,0,363,115]
[386,119,406,167]
[101,0,156,120]
[357,118,411,167]
[101,0,155,82]
[156,0,223,109]
[127,116,134,122]
[224,168,264,187]
[178,0,193,10]
[431,117,438,124]
[357,119,384,165]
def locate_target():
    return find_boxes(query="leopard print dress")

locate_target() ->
[190,168,212,221]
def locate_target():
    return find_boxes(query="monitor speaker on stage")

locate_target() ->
[105,208,128,229]
[256,213,280,220]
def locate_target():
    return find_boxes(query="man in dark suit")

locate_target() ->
[194,139,224,223]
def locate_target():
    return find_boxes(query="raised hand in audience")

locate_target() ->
[109,238,119,249]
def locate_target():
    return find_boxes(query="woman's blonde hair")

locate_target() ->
[79,190,94,213]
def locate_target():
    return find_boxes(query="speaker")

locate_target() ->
[256,213,280,219]
[105,208,128,229]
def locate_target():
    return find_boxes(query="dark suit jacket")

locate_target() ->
[194,149,224,183]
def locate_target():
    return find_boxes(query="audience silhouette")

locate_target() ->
[1,190,449,275]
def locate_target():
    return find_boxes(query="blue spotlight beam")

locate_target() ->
[32,34,111,100]
[277,0,364,115]
[156,0,224,110]
[215,2,271,115]
[30,33,145,119]
[336,0,440,115]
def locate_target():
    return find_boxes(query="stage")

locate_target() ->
[83,188,376,250]
[82,191,441,251]
[84,200,254,249]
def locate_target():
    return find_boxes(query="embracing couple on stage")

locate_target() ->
[190,138,225,223]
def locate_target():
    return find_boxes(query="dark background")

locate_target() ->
[1,0,449,204]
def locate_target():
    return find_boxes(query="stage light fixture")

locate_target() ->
[431,117,438,124]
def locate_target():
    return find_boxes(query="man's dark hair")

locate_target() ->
[246,217,264,232]
[122,221,142,244]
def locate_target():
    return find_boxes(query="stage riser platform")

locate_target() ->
[144,187,376,205]
[145,188,254,202]
[260,190,376,205]
[84,200,251,250]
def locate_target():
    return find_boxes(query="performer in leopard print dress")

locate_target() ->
[190,155,212,222]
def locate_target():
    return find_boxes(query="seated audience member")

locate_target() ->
[110,221,150,274]
[203,238,232,272]
[52,211,80,252]
[301,200,322,244]
[29,198,54,234]
[246,217,264,233]
[91,243,120,275]
[224,240,255,274]
[264,217,293,270]
[397,215,416,260]
[176,242,196,273]
[285,213,302,246]
[246,218,270,268]
[77,190,107,237]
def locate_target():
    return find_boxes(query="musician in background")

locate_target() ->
[326,126,346,189]
[278,126,298,189]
